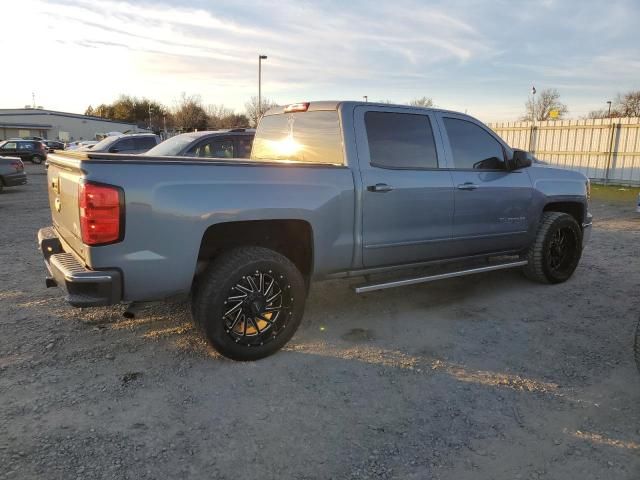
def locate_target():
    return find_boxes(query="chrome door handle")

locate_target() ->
[367,183,394,193]
[457,182,478,190]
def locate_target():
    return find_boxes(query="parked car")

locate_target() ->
[0,139,47,164]
[0,156,27,193]
[144,129,255,158]
[83,133,160,154]
[65,140,98,151]
[39,100,592,361]
[44,140,65,152]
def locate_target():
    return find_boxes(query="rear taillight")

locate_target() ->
[39,143,46,151]
[11,160,23,172]
[78,182,123,245]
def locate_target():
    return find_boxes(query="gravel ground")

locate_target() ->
[1,164,639,480]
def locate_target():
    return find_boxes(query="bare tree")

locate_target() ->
[614,90,640,117]
[245,96,278,127]
[206,104,250,129]
[173,93,208,132]
[408,96,434,107]
[522,88,568,121]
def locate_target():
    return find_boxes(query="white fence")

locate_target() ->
[488,118,640,185]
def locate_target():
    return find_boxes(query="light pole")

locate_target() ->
[363,95,368,102]
[148,104,153,131]
[258,54,268,122]
[607,100,612,118]
[530,86,537,152]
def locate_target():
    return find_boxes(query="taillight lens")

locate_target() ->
[78,182,123,245]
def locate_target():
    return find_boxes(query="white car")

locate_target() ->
[66,140,98,151]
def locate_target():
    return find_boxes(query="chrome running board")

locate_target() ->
[353,260,528,294]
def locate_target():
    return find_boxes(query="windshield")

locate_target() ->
[143,134,197,156]
[251,110,344,164]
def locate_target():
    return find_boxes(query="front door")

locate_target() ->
[437,114,533,256]
[354,106,455,268]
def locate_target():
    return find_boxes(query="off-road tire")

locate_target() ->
[31,155,43,164]
[192,246,306,361]
[523,212,582,284]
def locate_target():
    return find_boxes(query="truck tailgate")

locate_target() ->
[47,154,87,262]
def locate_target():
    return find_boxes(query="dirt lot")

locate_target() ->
[1,164,639,480]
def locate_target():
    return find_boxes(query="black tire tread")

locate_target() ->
[192,246,305,360]
[523,212,574,284]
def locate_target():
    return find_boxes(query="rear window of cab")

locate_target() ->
[251,111,344,165]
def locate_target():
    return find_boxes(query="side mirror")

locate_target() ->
[510,149,532,170]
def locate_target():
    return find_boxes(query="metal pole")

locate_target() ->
[530,87,536,153]
[607,101,612,118]
[363,96,368,102]
[258,56,262,120]
[258,54,267,124]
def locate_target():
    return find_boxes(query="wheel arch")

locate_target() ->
[542,200,585,226]
[195,219,314,283]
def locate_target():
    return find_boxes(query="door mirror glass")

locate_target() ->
[510,149,532,170]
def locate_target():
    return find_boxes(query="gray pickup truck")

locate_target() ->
[39,101,592,360]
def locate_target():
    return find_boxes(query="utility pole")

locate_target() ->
[148,104,153,131]
[607,100,612,118]
[258,54,268,123]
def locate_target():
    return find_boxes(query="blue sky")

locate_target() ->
[8,0,640,121]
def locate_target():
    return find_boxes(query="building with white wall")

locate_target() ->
[0,108,150,141]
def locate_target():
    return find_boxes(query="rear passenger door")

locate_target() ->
[354,106,455,268]
[436,113,533,256]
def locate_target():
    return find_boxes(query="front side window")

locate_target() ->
[2,142,17,150]
[364,112,438,169]
[444,118,505,170]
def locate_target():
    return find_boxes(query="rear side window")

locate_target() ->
[236,136,253,158]
[190,139,234,158]
[252,111,343,164]
[115,138,135,152]
[365,112,438,169]
[444,118,505,170]
[18,142,35,150]
[134,137,157,150]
